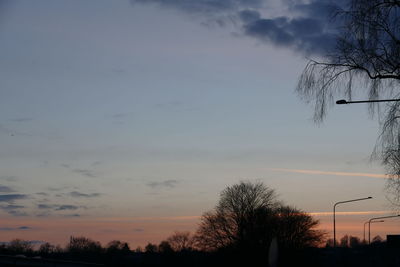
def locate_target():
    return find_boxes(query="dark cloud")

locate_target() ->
[0,194,28,203]
[0,226,32,231]
[132,0,347,55]
[0,185,14,193]
[69,191,102,198]
[38,204,84,211]
[37,204,54,209]
[146,179,179,188]
[64,214,81,217]
[0,204,25,211]
[56,205,79,211]
[7,210,28,216]
[0,204,26,216]
[243,16,336,54]
[133,228,144,232]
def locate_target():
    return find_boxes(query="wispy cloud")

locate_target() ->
[0,226,32,231]
[72,169,97,178]
[69,191,102,198]
[146,179,179,188]
[0,204,26,216]
[268,168,389,179]
[37,204,83,211]
[0,194,28,203]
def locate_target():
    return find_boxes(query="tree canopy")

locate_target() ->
[195,181,325,254]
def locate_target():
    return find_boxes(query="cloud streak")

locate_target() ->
[146,179,179,188]
[0,194,28,203]
[69,191,102,198]
[310,210,397,217]
[268,168,390,179]
[0,226,32,231]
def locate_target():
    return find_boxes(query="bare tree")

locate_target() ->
[166,231,194,251]
[297,0,400,205]
[273,206,326,249]
[67,236,102,253]
[195,181,279,251]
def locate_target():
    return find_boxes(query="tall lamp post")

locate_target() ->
[334,197,372,247]
[368,214,400,244]
[363,220,384,243]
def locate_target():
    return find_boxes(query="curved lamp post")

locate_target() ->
[363,220,384,243]
[333,197,372,247]
[368,214,400,244]
[336,99,400,104]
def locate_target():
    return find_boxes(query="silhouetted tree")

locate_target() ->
[274,206,326,249]
[106,240,130,254]
[325,238,335,248]
[340,235,350,247]
[7,239,33,254]
[349,235,362,247]
[144,243,158,253]
[158,241,174,253]
[39,242,56,254]
[166,231,194,252]
[195,181,324,254]
[195,181,279,251]
[134,246,143,253]
[67,236,102,253]
[297,0,400,205]
[372,235,384,244]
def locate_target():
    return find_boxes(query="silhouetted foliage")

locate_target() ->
[349,235,362,248]
[273,206,325,249]
[106,240,130,253]
[145,243,158,253]
[340,234,350,247]
[6,239,33,254]
[372,235,384,244]
[67,236,102,253]
[195,181,279,252]
[166,231,194,252]
[38,242,56,255]
[297,0,400,206]
[158,241,174,253]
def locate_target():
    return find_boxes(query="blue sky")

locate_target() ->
[0,0,397,246]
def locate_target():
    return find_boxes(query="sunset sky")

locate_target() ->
[1,0,399,248]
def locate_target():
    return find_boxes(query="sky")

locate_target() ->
[0,0,399,248]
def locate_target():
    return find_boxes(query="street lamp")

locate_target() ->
[363,220,384,243]
[336,99,400,104]
[368,214,400,244]
[333,197,372,247]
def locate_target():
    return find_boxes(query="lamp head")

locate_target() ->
[336,99,347,104]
